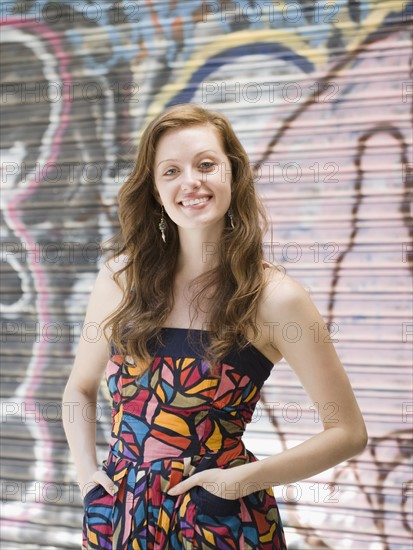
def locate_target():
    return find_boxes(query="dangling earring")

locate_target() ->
[159,205,167,243]
[227,207,235,229]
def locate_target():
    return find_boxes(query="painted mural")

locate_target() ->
[0,0,412,548]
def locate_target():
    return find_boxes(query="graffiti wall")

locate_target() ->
[1,0,412,548]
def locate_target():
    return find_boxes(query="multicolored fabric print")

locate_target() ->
[82,310,287,549]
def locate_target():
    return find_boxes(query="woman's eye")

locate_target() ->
[200,161,215,170]
[164,168,177,176]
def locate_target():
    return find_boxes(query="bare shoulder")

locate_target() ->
[260,261,313,323]
[62,253,131,396]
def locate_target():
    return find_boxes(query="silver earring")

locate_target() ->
[159,205,167,243]
[227,207,235,229]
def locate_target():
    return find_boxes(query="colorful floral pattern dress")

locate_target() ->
[82,278,287,549]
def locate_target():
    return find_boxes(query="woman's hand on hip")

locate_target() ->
[167,466,245,500]
[79,469,118,499]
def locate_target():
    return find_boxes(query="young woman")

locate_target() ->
[62,103,368,549]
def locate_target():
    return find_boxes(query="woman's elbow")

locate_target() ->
[351,423,369,455]
[332,422,368,457]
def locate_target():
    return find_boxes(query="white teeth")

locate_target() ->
[181,196,211,207]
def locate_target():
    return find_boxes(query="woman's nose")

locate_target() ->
[180,168,202,190]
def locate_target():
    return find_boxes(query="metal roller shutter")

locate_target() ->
[1,1,411,548]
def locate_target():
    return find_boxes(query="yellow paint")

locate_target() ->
[184,380,217,395]
[142,0,406,130]
[143,28,326,127]
[156,409,191,435]
[129,362,145,377]
[180,357,196,369]
[112,405,123,436]
[114,468,126,483]
[155,384,166,401]
[205,420,222,450]
[204,528,215,544]
[261,522,276,542]
[158,507,171,532]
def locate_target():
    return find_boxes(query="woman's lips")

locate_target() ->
[179,196,212,208]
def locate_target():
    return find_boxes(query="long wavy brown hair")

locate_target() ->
[101,103,280,380]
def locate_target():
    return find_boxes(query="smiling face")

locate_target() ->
[153,124,232,230]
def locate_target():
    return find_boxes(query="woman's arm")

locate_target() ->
[61,256,126,497]
[240,270,368,491]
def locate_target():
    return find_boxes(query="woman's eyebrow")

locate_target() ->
[157,158,178,168]
[156,150,219,168]
[195,149,218,157]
